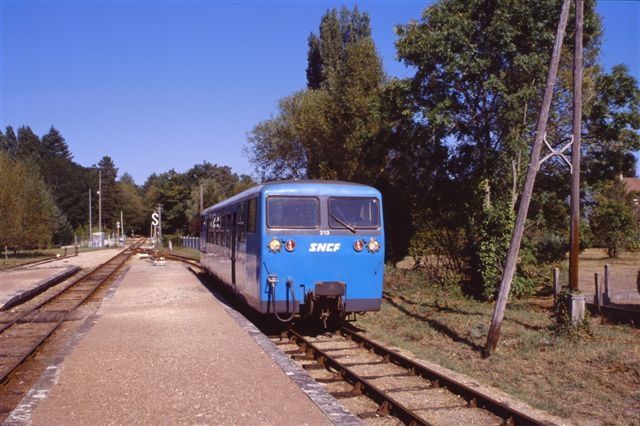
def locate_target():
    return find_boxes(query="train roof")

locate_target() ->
[202,180,380,214]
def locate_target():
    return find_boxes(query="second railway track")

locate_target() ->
[0,239,145,384]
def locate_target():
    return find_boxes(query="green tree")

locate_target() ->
[247,6,387,183]
[0,126,18,156]
[143,169,191,235]
[41,126,72,160]
[584,65,640,184]
[590,179,635,258]
[116,173,146,235]
[0,152,58,250]
[16,126,43,163]
[97,156,119,230]
[394,0,640,297]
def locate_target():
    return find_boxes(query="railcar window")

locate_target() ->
[247,198,257,233]
[328,197,380,229]
[267,197,319,229]
[221,215,226,247]
[237,203,245,243]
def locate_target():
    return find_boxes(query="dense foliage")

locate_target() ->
[0,152,58,249]
[246,2,640,299]
[0,126,253,249]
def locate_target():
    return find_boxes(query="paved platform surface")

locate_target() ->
[0,266,79,309]
[18,258,333,425]
[28,247,122,271]
[0,248,123,311]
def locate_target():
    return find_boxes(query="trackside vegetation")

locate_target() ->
[246,1,640,300]
[358,266,640,424]
[0,127,255,250]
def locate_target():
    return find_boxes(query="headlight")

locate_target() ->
[268,239,282,253]
[353,240,364,252]
[367,238,380,253]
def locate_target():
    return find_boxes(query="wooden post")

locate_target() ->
[604,264,610,303]
[4,246,7,264]
[594,272,601,314]
[64,247,67,257]
[200,184,204,213]
[483,0,571,357]
[553,268,561,301]
[569,0,584,291]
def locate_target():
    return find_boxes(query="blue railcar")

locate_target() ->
[199,180,384,324]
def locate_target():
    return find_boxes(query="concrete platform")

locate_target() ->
[0,266,80,310]
[7,257,355,425]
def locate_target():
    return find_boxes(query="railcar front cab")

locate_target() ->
[262,184,384,326]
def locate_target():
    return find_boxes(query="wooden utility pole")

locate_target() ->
[483,0,571,357]
[98,170,102,247]
[200,183,204,213]
[89,189,92,246]
[569,0,584,290]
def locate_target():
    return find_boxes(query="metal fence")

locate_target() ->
[181,236,199,250]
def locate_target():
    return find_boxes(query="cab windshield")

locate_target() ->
[267,196,320,228]
[328,197,380,229]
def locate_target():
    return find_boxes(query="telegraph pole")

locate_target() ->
[569,0,584,290]
[200,183,204,213]
[483,0,571,357]
[98,170,103,248]
[157,204,163,247]
[89,189,92,247]
[121,211,124,246]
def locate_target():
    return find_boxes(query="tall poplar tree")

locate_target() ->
[248,6,387,182]
[97,156,119,230]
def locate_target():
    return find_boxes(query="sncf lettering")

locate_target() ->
[309,243,342,252]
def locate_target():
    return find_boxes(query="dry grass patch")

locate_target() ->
[0,246,104,269]
[357,267,640,424]
[577,249,640,295]
[167,246,200,261]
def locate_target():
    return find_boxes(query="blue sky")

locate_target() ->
[1,1,639,184]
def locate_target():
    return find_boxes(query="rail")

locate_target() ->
[0,239,145,383]
[283,326,546,425]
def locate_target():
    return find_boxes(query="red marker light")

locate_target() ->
[353,240,364,252]
[285,240,296,252]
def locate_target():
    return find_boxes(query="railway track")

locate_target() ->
[0,239,145,384]
[133,247,201,269]
[277,326,544,425]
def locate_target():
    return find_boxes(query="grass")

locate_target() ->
[576,249,640,295]
[358,266,640,424]
[167,246,201,261]
[0,246,112,269]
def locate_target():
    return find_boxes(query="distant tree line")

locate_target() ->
[0,126,254,250]
[246,1,640,299]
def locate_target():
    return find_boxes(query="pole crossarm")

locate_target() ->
[539,133,574,174]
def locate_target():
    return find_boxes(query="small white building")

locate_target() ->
[91,232,105,247]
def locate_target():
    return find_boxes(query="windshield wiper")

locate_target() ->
[329,213,356,233]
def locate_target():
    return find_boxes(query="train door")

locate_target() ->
[231,212,237,288]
